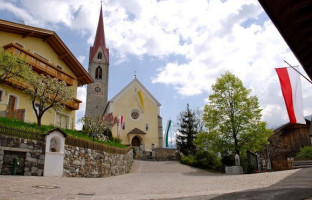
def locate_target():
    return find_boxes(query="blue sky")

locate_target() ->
[1,0,312,131]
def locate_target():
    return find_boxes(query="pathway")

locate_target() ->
[0,160,311,200]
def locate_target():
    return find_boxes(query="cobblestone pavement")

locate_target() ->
[0,160,311,200]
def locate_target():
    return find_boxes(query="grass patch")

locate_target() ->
[0,116,127,149]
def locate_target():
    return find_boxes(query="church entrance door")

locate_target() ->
[131,136,141,147]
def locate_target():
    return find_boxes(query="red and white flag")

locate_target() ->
[117,115,123,138]
[275,67,305,124]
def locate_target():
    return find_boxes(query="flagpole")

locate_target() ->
[284,60,312,84]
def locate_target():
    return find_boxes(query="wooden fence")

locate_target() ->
[66,136,132,154]
[0,126,132,154]
[0,125,43,140]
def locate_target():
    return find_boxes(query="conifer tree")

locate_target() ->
[176,104,199,156]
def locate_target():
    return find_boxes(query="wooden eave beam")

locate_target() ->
[23,31,34,38]
[77,75,86,81]
[59,53,68,59]
[43,35,53,42]
[290,1,312,12]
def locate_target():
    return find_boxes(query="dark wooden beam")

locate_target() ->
[77,75,85,81]
[43,35,53,42]
[59,53,68,59]
[290,0,312,12]
[23,31,33,38]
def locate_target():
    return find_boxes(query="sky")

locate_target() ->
[1,0,312,131]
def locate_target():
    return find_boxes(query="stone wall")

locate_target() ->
[0,135,45,176]
[63,145,133,177]
[0,135,133,177]
[154,148,180,161]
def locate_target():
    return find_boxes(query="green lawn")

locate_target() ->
[0,116,127,149]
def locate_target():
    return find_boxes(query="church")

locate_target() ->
[85,6,163,152]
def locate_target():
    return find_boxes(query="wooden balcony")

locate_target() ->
[3,43,75,86]
[4,78,81,111]
[66,98,82,110]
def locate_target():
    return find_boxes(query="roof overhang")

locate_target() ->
[258,0,312,79]
[127,128,146,135]
[0,19,93,86]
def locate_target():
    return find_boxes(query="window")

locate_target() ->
[55,112,69,129]
[122,122,126,130]
[131,109,140,120]
[95,66,102,79]
[146,123,149,131]
[56,65,63,70]
[98,52,102,59]
[14,41,25,48]
[34,52,49,62]
[7,95,17,112]
[0,90,3,102]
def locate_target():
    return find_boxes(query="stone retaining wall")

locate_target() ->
[154,148,180,161]
[63,145,133,177]
[0,135,133,177]
[0,135,45,176]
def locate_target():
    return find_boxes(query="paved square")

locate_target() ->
[0,161,311,200]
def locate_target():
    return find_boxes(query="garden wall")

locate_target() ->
[0,135,133,177]
[0,135,45,176]
[63,145,133,177]
[154,148,180,161]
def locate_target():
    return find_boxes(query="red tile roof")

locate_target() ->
[89,5,109,63]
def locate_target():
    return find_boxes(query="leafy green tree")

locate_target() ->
[176,104,200,156]
[0,48,31,84]
[201,71,272,158]
[24,73,73,127]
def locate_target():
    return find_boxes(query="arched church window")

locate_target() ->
[98,52,102,59]
[95,66,102,79]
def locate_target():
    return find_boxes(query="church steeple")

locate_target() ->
[89,5,109,63]
[85,4,110,119]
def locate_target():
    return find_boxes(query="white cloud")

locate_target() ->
[77,55,85,64]
[2,0,311,127]
[75,86,87,130]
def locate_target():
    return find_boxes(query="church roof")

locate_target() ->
[0,19,93,86]
[128,128,146,135]
[110,77,161,106]
[89,5,109,63]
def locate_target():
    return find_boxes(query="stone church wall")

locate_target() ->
[63,145,133,177]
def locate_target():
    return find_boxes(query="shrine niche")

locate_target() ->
[44,128,67,176]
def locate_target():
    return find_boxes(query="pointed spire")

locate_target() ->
[89,4,109,63]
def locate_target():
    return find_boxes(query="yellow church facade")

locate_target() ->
[105,78,163,151]
[0,19,93,129]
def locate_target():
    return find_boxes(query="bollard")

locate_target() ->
[12,156,19,175]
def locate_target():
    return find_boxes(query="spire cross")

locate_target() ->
[134,71,137,78]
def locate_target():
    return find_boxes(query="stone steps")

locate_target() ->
[292,160,312,169]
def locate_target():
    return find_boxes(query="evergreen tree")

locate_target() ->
[176,104,199,156]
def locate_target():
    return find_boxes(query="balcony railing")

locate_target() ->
[3,43,75,86]
[4,78,81,111]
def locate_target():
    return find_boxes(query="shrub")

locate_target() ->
[180,155,196,166]
[110,137,122,144]
[132,147,137,159]
[296,146,312,160]
[180,150,222,171]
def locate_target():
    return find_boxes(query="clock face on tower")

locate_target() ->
[92,83,104,96]
[95,86,101,93]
